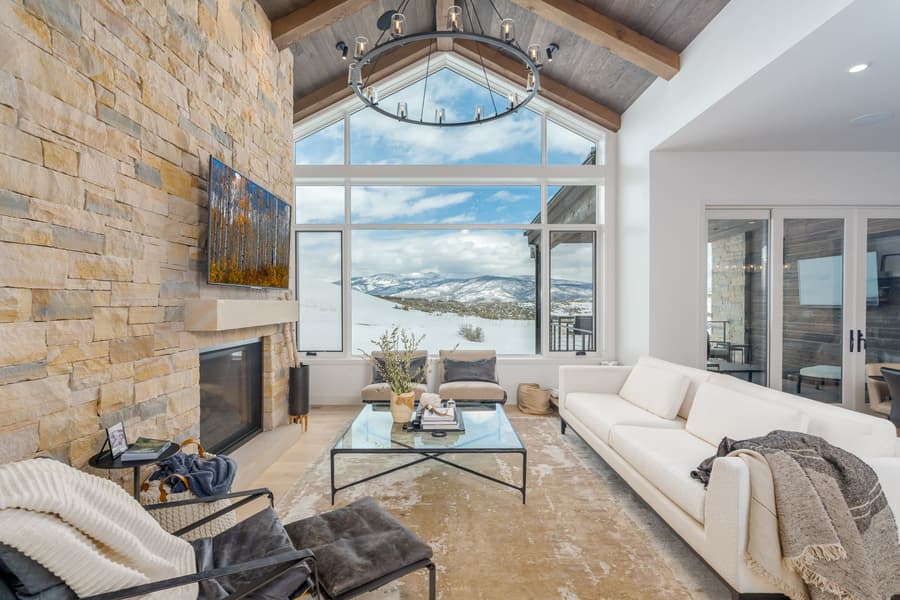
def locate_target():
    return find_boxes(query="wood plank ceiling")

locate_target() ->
[256,0,728,131]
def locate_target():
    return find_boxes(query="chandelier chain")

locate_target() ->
[419,39,435,122]
[486,0,504,23]
[464,0,486,37]
[474,35,499,117]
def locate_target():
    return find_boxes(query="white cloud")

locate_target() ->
[351,230,537,279]
[350,69,540,164]
[296,186,343,223]
[296,121,344,165]
[551,239,595,283]
[351,187,474,222]
[546,120,595,164]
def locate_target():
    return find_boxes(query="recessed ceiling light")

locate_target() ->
[849,111,894,126]
[848,63,869,73]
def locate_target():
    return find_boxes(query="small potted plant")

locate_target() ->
[362,327,425,423]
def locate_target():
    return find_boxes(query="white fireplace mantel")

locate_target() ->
[184,299,299,332]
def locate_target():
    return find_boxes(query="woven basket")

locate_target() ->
[517,383,551,415]
[140,439,236,541]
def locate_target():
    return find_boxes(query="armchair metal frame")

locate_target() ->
[79,487,436,600]
[82,488,319,600]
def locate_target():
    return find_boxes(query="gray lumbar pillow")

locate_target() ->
[443,357,497,383]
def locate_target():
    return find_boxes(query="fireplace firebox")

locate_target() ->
[199,340,262,453]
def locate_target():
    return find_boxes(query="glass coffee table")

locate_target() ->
[331,402,527,504]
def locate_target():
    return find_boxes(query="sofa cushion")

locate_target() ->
[636,357,712,419]
[438,381,505,402]
[709,373,897,458]
[609,426,713,524]
[361,383,427,403]
[686,383,808,447]
[618,363,690,420]
[565,393,684,444]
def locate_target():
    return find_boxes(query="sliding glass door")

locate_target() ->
[706,207,900,414]
[778,217,846,403]
[859,213,900,418]
[706,212,769,385]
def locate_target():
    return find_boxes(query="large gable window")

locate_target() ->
[294,59,610,356]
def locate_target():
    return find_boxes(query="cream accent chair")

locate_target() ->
[437,349,506,402]
[867,362,900,417]
[360,350,429,402]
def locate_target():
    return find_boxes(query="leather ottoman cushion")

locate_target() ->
[191,507,310,599]
[284,497,432,598]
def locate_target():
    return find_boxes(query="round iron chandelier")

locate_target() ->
[336,2,560,127]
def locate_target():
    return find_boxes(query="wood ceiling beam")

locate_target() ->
[293,40,433,123]
[453,39,620,131]
[272,0,378,50]
[507,0,680,80]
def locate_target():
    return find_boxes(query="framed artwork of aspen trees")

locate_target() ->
[207,157,291,288]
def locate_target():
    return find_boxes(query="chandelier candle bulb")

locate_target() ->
[526,71,536,92]
[528,44,541,64]
[500,18,515,42]
[365,87,378,105]
[508,93,518,111]
[391,12,406,37]
[354,36,368,60]
[347,62,356,85]
[397,102,408,119]
[474,104,483,121]
[447,6,462,32]
[435,108,445,124]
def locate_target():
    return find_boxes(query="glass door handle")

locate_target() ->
[857,330,866,350]
[849,329,855,353]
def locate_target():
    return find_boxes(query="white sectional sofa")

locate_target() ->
[559,356,900,599]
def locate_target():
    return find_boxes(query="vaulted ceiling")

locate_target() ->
[255,0,729,131]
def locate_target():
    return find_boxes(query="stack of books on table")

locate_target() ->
[420,405,464,432]
[120,438,172,462]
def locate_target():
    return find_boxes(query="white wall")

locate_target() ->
[648,151,900,368]
[616,0,854,364]
[306,356,601,405]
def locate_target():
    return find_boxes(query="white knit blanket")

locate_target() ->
[0,459,196,599]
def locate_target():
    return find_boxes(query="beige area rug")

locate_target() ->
[277,415,702,599]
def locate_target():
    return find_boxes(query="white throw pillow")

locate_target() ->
[617,364,690,420]
[686,383,808,446]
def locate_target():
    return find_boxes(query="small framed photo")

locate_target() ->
[106,422,128,458]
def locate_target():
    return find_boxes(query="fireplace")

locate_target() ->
[199,339,263,453]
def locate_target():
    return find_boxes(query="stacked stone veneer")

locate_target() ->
[0,0,295,476]
[710,234,747,345]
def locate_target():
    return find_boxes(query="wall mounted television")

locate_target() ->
[797,252,878,306]
[207,157,291,289]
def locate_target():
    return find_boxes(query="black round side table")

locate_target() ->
[88,442,179,500]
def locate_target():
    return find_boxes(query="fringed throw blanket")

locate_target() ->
[693,430,900,600]
[0,459,196,600]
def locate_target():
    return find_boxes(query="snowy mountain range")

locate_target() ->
[349,273,591,304]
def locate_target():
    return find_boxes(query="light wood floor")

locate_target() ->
[230,405,359,502]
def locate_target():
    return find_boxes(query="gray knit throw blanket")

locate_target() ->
[693,430,900,600]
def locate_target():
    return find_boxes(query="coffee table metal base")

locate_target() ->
[330,446,527,505]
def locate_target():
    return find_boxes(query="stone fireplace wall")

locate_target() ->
[0,0,295,474]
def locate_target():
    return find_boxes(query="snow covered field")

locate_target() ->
[298,281,536,353]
